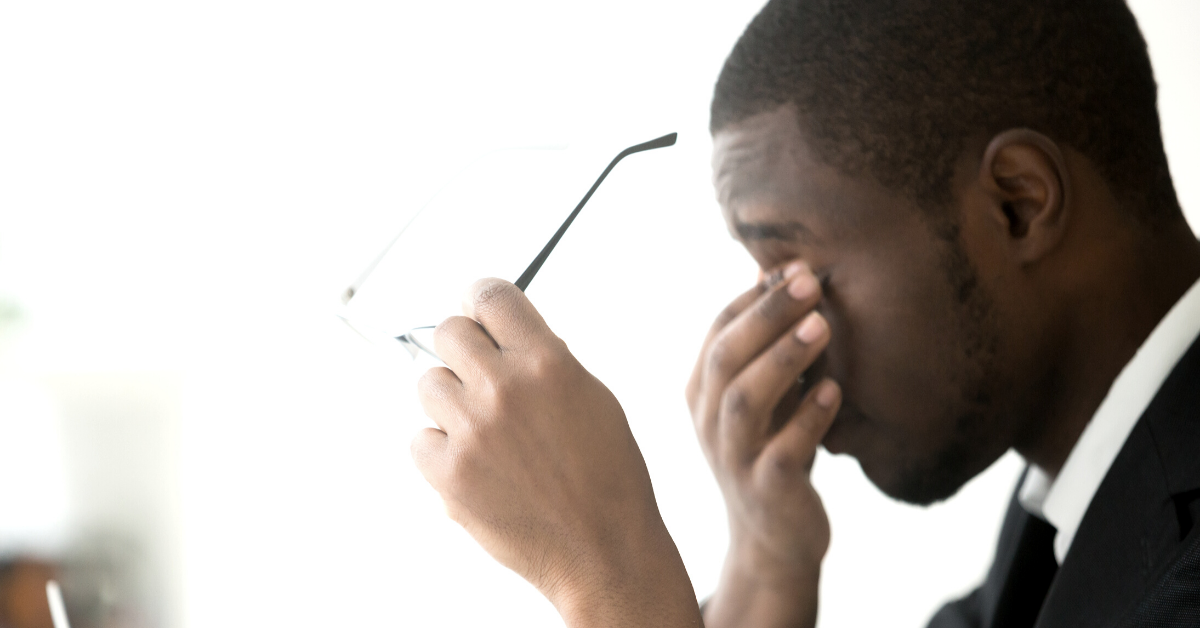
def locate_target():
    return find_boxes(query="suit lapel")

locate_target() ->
[1034,337,1200,627]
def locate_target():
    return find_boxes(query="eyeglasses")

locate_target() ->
[47,580,71,628]
[342,132,677,361]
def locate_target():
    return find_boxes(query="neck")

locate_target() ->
[1017,220,1200,477]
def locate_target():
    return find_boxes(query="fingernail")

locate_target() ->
[788,273,819,300]
[782,261,807,280]
[815,380,840,408]
[795,312,827,343]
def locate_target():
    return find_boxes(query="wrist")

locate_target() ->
[552,525,702,628]
[727,527,825,581]
[703,537,822,628]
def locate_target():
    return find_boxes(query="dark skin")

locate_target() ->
[412,103,1200,627]
[707,105,1200,497]
[693,105,1200,626]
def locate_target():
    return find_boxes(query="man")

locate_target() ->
[409,0,1200,626]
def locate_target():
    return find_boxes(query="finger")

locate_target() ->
[756,379,841,482]
[410,426,451,492]
[433,315,501,383]
[703,264,820,393]
[461,278,552,352]
[417,366,465,433]
[701,266,822,430]
[697,261,800,355]
[701,280,772,350]
[686,281,767,411]
[686,261,804,414]
[719,311,830,462]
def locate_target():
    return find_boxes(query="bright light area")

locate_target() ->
[1,1,1197,627]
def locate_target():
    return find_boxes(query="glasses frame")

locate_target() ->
[345,132,678,360]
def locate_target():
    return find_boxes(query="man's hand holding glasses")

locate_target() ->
[411,277,704,628]
[367,133,703,626]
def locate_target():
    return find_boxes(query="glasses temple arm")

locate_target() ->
[513,132,677,292]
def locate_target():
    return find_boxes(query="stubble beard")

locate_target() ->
[881,222,1015,506]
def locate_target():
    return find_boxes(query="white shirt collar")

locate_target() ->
[1018,275,1200,565]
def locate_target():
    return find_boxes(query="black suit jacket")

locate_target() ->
[929,336,1200,628]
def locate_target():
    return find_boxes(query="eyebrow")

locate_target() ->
[733,219,817,243]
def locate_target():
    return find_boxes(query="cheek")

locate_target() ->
[820,259,973,442]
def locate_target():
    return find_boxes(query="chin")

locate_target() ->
[823,405,979,506]
[858,458,969,506]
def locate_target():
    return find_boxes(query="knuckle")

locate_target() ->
[470,278,517,312]
[719,385,751,420]
[431,317,464,349]
[433,315,465,337]
[705,340,735,378]
[771,341,803,370]
[527,341,571,380]
[409,430,435,461]
[422,364,459,387]
[417,368,445,396]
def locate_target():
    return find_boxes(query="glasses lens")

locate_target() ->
[398,326,439,362]
[341,146,608,347]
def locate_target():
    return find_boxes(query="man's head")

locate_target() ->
[711,0,1190,504]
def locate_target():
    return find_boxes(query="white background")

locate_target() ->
[1,1,1197,627]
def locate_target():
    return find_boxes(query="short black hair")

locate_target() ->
[712,0,1182,226]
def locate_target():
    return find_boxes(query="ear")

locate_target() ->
[978,128,1071,262]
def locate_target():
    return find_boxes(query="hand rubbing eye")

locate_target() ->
[763,268,786,288]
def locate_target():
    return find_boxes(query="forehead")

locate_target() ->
[709,106,946,272]
[712,106,865,238]
[712,107,809,210]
